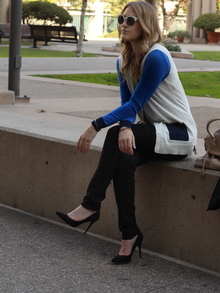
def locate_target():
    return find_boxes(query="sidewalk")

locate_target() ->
[1,41,220,292]
[0,47,220,149]
[1,203,220,293]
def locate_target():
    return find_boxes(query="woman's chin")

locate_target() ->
[121,35,130,42]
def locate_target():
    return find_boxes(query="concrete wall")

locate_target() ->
[1,129,220,273]
[186,0,217,43]
[0,0,9,23]
[0,91,14,105]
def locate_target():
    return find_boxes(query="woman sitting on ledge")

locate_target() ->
[56,1,197,264]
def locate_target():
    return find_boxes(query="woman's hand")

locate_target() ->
[118,128,136,155]
[77,124,97,154]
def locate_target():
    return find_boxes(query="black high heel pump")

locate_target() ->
[55,211,100,234]
[111,231,143,264]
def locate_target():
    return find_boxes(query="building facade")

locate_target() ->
[186,0,216,43]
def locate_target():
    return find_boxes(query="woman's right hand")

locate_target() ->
[77,124,97,154]
[118,128,136,155]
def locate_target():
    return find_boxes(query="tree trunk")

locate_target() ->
[76,0,87,57]
[153,0,158,17]
[151,0,158,14]
[145,0,158,17]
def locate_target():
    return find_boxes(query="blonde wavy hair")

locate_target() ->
[118,1,162,83]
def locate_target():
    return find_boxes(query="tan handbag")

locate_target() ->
[195,118,220,176]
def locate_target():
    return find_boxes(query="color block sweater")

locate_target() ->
[95,44,197,155]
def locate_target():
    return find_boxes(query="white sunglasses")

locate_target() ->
[117,14,139,26]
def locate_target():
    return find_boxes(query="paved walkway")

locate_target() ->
[1,40,220,292]
[1,203,220,293]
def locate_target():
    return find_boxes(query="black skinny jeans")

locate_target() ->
[81,123,186,240]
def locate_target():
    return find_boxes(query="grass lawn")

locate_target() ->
[1,43,220,60]
[35,71,220,99]
[35,73,119,86]
[190,51,220,61]
[178,71,220,98]
[1,41,34,46]
[0,46,97,58]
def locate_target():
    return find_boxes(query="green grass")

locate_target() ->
[190,51,220,61]
[0,46,97,58]
[1,40,33,46]
[178,71,220,98]
[35,73,119,86]
[35,71,220,99]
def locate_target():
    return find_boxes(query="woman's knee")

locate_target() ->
[106,125,119,141]
[116,152,137,173]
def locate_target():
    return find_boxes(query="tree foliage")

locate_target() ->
[22,1,73,25]
[106,0,156,16]
[106,0,186,17]
[158,0,187,33]
[22,0,67,3]
[107,0,132,16]
[217,0,220,12]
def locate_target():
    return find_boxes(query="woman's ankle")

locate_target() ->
[119,234,138,256]
[67,205,96,221]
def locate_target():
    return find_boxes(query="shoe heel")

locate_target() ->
[84,220,94,234]
[138,243,142,258]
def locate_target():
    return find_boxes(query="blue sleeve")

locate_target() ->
[98,50,171,129]
[117,59,131,106]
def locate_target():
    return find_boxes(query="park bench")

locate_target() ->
[28,25,78,48]
[0,24,78,48]
[0,23,32,44]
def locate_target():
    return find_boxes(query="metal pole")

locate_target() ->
[8,0,22,98]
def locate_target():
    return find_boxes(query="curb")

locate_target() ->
[101,46,194,59]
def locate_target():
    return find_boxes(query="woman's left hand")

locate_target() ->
[118,128,136,155]
[77,124,97,154]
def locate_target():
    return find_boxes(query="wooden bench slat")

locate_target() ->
[29,25,78,47]
[0,23,78,47]
[0,23,31,41]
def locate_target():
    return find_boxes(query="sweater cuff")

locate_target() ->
[91,117,106,131]
[119,120,133,129]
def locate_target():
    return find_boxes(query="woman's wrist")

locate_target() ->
[91,120,99,132]
[119,127,132,133]
[91,118,106,132]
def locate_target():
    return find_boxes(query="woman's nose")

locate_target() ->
[121,21,128,28]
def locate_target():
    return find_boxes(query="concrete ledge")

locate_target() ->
[170,49,194,59]
[0,90,15,105]
[15,95,30,104]
[102,46,122,53]
[193,37,207,44]
[0,128,220,273]
[101,47,194,59]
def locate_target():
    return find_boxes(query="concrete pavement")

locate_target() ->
[1,203,220,293]
[0,41,220,149]
[1,40,220,292]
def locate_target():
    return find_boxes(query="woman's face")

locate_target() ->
[120,6,143,43]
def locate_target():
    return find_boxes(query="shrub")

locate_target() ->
[54,6,73,25]
[22,1,73,25]
[171,30,191,39]
[162,39,181,52]
[193,13,220,32]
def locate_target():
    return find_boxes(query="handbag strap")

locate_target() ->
[206,118,220,141]
[201,148,209,177]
